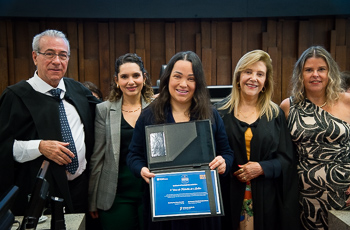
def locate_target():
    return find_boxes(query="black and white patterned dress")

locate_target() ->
[287,98,350,230]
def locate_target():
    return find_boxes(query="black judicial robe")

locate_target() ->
[216,105,301,230]
[0,78,98,215]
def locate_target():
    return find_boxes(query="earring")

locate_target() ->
[116,84,119,88]
[261,87,266,93]
[237,82,241,89]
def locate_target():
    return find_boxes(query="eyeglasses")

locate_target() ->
[37,51,69,60]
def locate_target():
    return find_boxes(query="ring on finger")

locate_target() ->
[240,168,243,173]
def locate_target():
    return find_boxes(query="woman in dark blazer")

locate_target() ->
[216,50,300,230]
[88,53,153,230]
[127,51,234,230]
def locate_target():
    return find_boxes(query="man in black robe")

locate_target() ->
[0,29,99,216]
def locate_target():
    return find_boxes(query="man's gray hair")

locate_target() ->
[32,29,70,55]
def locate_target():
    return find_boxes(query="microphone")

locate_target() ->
[50,196,66,230]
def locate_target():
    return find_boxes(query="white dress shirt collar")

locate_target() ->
[27,72,66,98]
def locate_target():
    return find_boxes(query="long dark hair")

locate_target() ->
[151,51,212,124]
[108,53,153,102]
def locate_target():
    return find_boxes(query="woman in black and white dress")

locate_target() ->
[281,46,350,230]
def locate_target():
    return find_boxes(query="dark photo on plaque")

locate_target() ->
[145,120,225,221]
[150,132,166,157]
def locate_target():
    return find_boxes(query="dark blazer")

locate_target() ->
[0,78,99,215]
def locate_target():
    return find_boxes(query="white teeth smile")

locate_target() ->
[246,84,257,88]
[176,89,188,93]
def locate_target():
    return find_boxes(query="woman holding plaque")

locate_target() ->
[88,53,153,230]
[127,51,234,230]
[216,50,300,230]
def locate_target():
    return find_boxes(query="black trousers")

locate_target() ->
[68,170,102,229]
[68,171,88,213]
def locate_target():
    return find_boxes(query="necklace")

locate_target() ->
[122,107,141,113]
[319,101,327,108]
[306,98,327,108]
[238,110,255,118]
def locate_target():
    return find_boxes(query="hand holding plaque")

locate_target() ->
[145,120,224,221]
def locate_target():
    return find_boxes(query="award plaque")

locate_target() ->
[145,120,224,221]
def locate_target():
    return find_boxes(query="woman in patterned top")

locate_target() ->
[280,46,350,230]
[216,50,300,230]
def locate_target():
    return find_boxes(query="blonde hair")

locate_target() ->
[219,50,279,121]
[291,46,342,104]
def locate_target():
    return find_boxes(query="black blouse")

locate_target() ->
[119,114,134,164]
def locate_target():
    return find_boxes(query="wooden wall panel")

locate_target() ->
[312,18,333,49]
[281,58,296,100]
[66,22,79,81]
[14,21,30,58]
[83,23,99,84]
[179,21,200,52]
[267,20,277,47]
[0,46,8,92]
[114,22,134,58]
[1,16,350,104]
[282,20,298,58]
[241,21,248,55]
[262,32,268,51]
[281,20,298,98]
[268,47,280,103]
[151,58,163,85]
[298,20,312,56]
[175,21,182,54]
[150,22,165,83]
[135,22,145,50]
[210,21,217,85]
[246,20,263,51]
[336,45,347,71]
[13,21,32,84]
[216,57,231,85]
[84,59,99,83]
[231,22,243,76]
[276,20,283,99]
[330,30,337,58]
[98,22,111,90]
[165,23,176,64]
[216,21,231,85]
[201,21,211,50]
[202,48,212,86]
[195,33,202,58]
[84,23,98,59]
[78,21,85,82]
[335,18,346,46]
[347,19,350,71]
[216,21,231,57]
[0,21,9,91]
[129,33,135,54]
[144,21,151,78]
